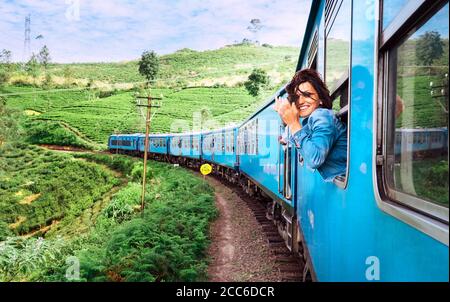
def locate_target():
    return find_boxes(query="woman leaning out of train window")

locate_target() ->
[274,69,347,182]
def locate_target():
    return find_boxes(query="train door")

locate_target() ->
[277,121,295,251]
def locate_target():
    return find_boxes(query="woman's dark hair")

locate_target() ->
[286,69,332,110]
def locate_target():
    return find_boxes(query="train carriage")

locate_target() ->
[394,128,448,156]
[138,134,169,155]
[108,134,141,153]
[289,0,449,281]
[201,126,239,169]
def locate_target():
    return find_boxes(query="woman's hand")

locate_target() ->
[274,97,302,134]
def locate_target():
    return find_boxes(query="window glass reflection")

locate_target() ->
[383,0,410,29]
[325,0,351,92]
[387,3,449,207]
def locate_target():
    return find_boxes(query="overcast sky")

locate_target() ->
[0,0,311,63]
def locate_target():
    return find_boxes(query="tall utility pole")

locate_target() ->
[23,14,31,63]
[136,94,162,212]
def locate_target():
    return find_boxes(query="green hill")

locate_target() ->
[44,44,299,87]
[2,44,298,147]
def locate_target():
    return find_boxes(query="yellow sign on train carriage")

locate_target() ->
[200,163,212,176]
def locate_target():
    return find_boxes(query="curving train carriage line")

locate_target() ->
[109,0,449,281]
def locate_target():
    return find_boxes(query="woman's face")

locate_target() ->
[294,81,321,118]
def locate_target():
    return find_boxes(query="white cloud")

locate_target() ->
[0,0,311,62]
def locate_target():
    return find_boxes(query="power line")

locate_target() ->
[22,14,31,63]
[135,93,162,213]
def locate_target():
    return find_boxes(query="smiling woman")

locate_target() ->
[274,69,347,181]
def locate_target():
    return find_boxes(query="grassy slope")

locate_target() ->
[0,153,217,282]
[2,85,269,145]
[3,45,298,146]
[45,45,298,86]
[0,143,118,237]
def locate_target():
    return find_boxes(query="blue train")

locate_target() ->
[109,0,449,281]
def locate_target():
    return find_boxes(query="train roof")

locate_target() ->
[139,133,172,138]
[110,133,143,137]
[296,1,320,71]
[163,124,239,137]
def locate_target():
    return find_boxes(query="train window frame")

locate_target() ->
[324,0,352,189]
[375,0,449,243]
[308,29,319,70]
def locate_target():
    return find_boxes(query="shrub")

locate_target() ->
[425,160,448,187]
[24,120,91,149]
[0,221,13,241]
[103,183,141,223]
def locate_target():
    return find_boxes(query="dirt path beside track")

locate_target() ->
[205,175,283,282]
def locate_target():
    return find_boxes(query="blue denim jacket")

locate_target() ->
[289,108,347,182]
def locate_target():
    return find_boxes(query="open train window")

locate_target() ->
[325,0,351,187]
[378,0,449,224]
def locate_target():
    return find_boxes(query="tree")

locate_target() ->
[38,45,51,69]
[138,50,159,85]
[0,49,13,86]
[0,49,12,64]
[247,19,263,45]
[244,68,269,97]
[25,54,40,80]
[416,31,444,66]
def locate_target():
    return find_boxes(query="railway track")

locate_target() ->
[209,173,307,282]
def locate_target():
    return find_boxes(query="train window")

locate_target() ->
[216,134,220,152]
[249,124,253,155]
[325,0,351,93]
[381,1,449,220]
[325,0,351,186]
[229,131,234,153]
[225,132,228,153]
[225,132,230,153]
[238,130,244,155]
[255,119,259,155]
[244,126,248,154]
[231,132,233,152]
